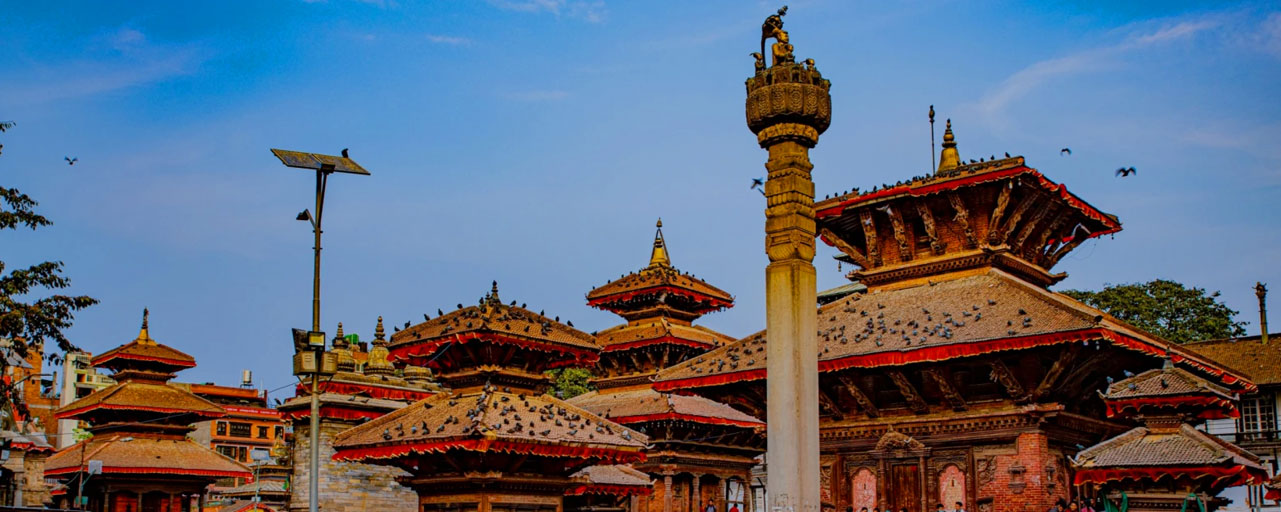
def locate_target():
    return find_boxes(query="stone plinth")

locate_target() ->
[289,420,417,512]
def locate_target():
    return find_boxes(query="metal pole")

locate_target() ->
[1256,282,1268,345]
[308,169,325,512]
[929,105,936,171]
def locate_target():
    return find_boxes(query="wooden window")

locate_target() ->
[1238,392,1277,441]
[216,422,228,436]
[257,426,269,439]
[229,422,252,438]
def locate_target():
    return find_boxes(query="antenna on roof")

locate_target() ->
[1256,282,1269,345]
[929,105,936,171]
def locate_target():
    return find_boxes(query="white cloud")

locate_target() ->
[1256,12,1281,58]
[0,27,204,107]
[488,0,607,23]
[971,16,1219,120]
[426,34,472,45]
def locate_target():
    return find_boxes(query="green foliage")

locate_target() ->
[1062,279,1246,344]
[1,121,97,418]
[546,367,595,399]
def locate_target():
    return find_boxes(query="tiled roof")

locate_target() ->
[595,320,734,351]
[390,284,599,359]
[1105,365,1233,400]
[1074,424,1265,473]
[1184,334,1281,386]
[221,478,290,497]
[92,328,196,371]
[572,464,652,487]
[568,387,763,428]
[332,388,647,462]
[45,433,250,478]
[587,264,733,311]
[0,429,52,452]
[55,381,226,420]
[654,269,1250,391]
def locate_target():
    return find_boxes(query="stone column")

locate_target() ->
[664,474,674,512]
[746,25,832,512]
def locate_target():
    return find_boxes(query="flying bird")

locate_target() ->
[0,121,13,132]
[1115,167,1137,177]
[1060,148,1071,156]
[750,177,765,196]
[65,157,77,165]
[341,148,349,158]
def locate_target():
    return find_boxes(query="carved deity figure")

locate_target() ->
[772,30,795,66]
[759,6,795,67]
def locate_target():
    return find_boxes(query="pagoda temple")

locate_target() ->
[331,283,648,512]
[565,465,654,512]
[45,310,251,512]
[570,221,765,512]
[1073,361,1268,511]
[277,318,442,512]
[653,89,1256,511]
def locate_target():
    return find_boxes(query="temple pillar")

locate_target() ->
[693,476,702,512]
[746,12,831,512]
[664,474,674,512]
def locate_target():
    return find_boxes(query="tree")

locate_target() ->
[1062,279,1246,344]
[1,120,97,419]
[545,367,594,399]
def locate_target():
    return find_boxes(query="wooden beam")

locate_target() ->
[859,210,882,266]
[887,370,929,414]
[1045,232,1089,267]
[1011,203,1057,254]
[887,207,913,262]
[1030,214,1067,261]
[820,227,872,269]
[948,193,978,249]
[836,375,879,418]
[1031,343,1082,401]
[988,359,1026,399]
[995,192,1039,246]
[818,388,845,420]
[923,368,966,411]
[986,183,1014,243]
[915,200,944,255]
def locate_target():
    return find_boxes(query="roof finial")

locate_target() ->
[937,118,960,173]
[649,218,670,267]
[136,308,153,343]
[487,280,501,306]
[375,316,385,342]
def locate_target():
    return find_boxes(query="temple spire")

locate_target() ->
[649,218,670,267]
[136,308,153,344]
[937,118,960,172]
[374,316,386,344]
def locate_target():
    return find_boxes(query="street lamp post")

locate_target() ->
[270,149,369,512]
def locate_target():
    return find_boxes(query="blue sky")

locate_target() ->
[2,0,1279,395]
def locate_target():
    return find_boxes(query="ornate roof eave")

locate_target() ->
[814,162,1120,237]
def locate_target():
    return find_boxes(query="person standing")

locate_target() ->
[955,502,967,512]
[705,502,717,512]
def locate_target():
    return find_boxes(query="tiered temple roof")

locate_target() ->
[46,310,250,484]
[1073,361,1268,500]
[332,283,646,509]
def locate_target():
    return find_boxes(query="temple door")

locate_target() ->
[889,464,920,512]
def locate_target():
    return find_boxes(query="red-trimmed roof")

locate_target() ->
[91,328,196,371]
[595,320,733,352]
[390,284,599,367]
[653,269,1252,393]
[332,389,646,464]
[568,387,763,430]
[1073,424,1268,490]
[568,465,653,496]
[55,381,226,420]
[45,434,250,479]
[814,164,1120,239]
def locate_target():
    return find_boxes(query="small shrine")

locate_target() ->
[277,317,442,512]
[45,310,250,512]
[571,221,764,512]
[1073,361,1269,511]
[332,283,647,512]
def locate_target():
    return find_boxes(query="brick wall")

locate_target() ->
[289,419,417,512]
[975,432,1069,512]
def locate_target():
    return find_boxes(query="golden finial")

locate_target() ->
[937,119,961,172]
[135,308,153,344]
[649,218,670,267]
[336,322,344,339]
[375,316,386,342]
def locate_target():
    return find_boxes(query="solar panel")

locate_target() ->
[270,149,370,175]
